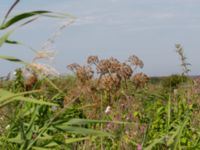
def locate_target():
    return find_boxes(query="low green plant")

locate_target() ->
[162,74,188,91]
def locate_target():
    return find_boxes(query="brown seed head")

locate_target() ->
[128,55,144,68]
[97,59,112,74]
[76,66,94,83]
[87,56,99,65]
[67,63,81,72]
[100,73,121,91]
[131,72,149,88]
[109,57,121,73]
[119,63,133,79]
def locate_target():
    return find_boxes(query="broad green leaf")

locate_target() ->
[7,134,23,144]
[32,147,52,150]
[66,118,130,125]
[0,10,51,30]
[56,125,112,137]
[65,137,90,144]
[43,141,59,147]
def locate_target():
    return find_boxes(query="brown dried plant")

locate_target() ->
[68,54,147,91]
[99,73,121,92]
[67,63,94,84]
[128,55,144,69]
[131,72,149,89]
[87,56,99,65]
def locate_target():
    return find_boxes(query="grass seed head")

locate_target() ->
[28,63,59,76]
[33,50,56,61]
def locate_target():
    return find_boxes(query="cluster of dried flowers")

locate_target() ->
[67,55,149,91]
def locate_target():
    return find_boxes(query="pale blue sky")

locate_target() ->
[0,0,200,76]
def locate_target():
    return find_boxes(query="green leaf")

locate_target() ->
[5,39,20,45]
[66,118,130,125]
[0,89,58,107]
[0,55,25,64]
[7,134,23,144]
[55,125,112,137]
[0,10,51,30]
[32,147,52,150]
[144,136,165,150]
[65,137,90,144]
[0,29,16,47]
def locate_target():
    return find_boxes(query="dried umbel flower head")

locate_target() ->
[131,72,149,88]
[87,56,99,65]
[128,55,144,68]
[109,57,121,73]
[27,63,59,76]
[76,66,94,83]
[99,73,121,91]
[97,59,112,74]
[118,63,133,79]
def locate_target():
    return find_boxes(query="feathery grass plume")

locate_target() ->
[33,50,56,61]
[131,72,149,89]
[175,44,191,75]
[128,55,144,69]
[27,63,59,76]
[41,18,75,51]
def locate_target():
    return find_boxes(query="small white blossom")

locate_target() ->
[105,106,111,114]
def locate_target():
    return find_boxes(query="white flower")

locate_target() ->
[27,63,59,76]
[105,106,111,114]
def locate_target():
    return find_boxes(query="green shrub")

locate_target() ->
[162,74,188,90]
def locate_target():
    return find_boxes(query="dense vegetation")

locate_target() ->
[0,1,199,150]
